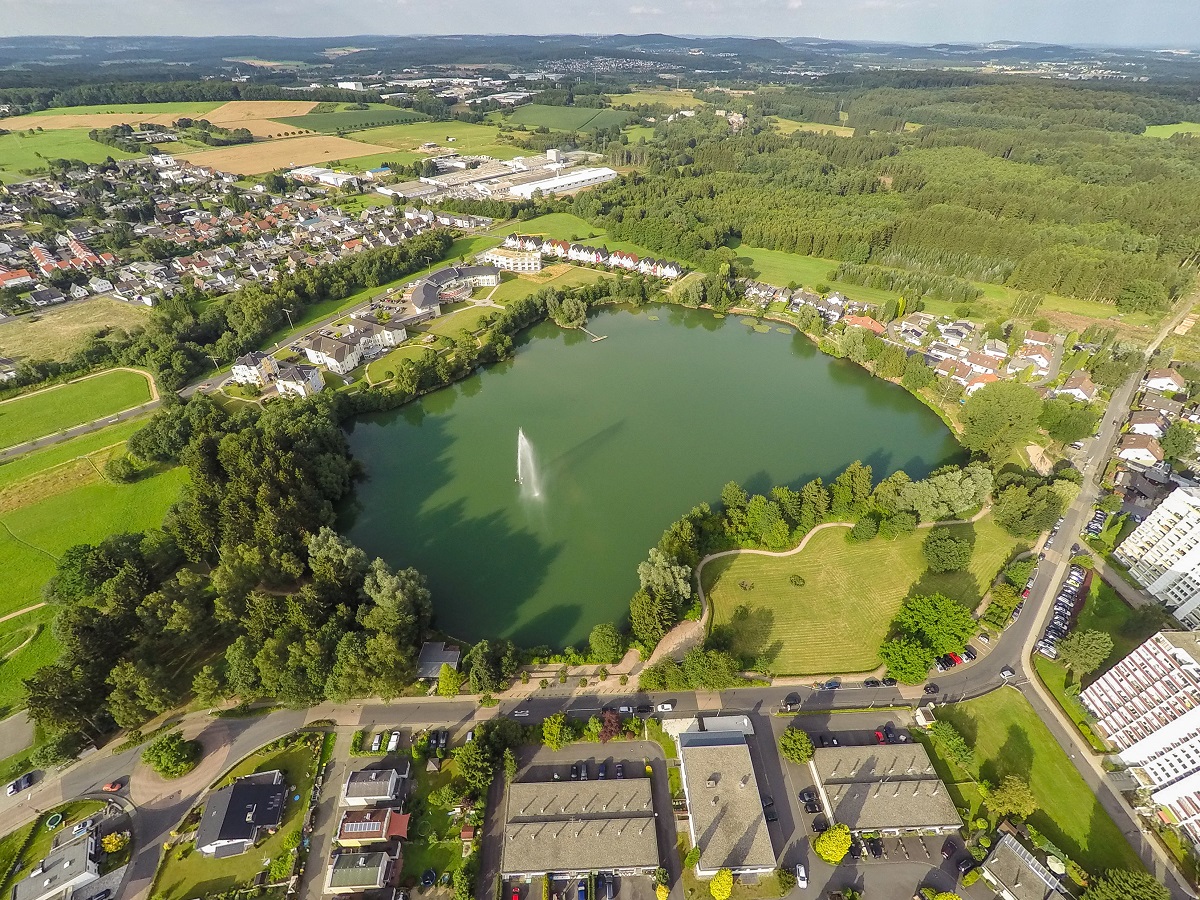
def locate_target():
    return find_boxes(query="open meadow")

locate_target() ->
[923,687,1143,874]
[29,101,223,117]
[172,133,396,174]
[352,120,522,158]
[0,128,139,182]
[0,298,151,362]
[273,104,426,133]
[703,515,1020,675]
[772,118,854,137]
[0,369,153,449]
[1144,122,1200,138]
[611,90,704,108]
[504,105,632,132]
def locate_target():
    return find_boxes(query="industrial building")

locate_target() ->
[677,720,776,877]
[507,167,619,199]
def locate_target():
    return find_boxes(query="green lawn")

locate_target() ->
[155,733,322,900]
[1144,122,1200,138]
[772,118,854,137]
[0,605,58,718]
[1077,576,1172,683]
[611,91,703,109]
[401,756,468,883]
[486,266,611,306]
[490,213,659,260]
[504,105,632,133]
[0,128,140,183]
[3,799,106,890]
[1033,656,1107,752]
[929,687,1143,875]
[703,515,1021,675]
[623,125,657,143]
[30,102,222,117]
[0,417,147,491]
[0,370,152,449]
[352,121,522,158]
[273,106,426,133]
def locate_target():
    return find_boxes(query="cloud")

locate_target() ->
[627,4,663,14]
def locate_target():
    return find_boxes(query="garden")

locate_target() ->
[0,799,106,895]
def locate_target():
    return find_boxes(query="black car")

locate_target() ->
[781,692,802,712]
[580,763,589,781]
[762,798,778,823]
[804,799,822,814]
[883,724,897,744]
[962,646,977,662]
[598,763,607,780]
[848,839,863,860]
[924,683,940,694]
[570,764,580,780]
[882,677,898,687]
[867,837,884,859]
[958,857,975,875]
[812,816,829,834]
[941,838,957,859]
[90,892,111,900]
[799,789,817,803]
[863,678,881,688]
[615,762,625,779]
[635,705,652,715]
[819,734,827,746]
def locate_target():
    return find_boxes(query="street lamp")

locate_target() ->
[282,307,295,331]
[206,354,220,375]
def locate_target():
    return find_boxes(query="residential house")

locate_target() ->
[231,351,279,386]
[843,314,885,336]
[304,335,364,376]
[1146,368,1187,394]
[0,267,34,290]
[1007,345,1052,378]
[1117,435,1165,467]
[480,247,541,273]
[1127,410,1170,439]
[10,831,99,900]
[938,319,975,346]
[345,319,407,356]
[965,373,999,396]
[0,357,17,381]
[87,275,114,294]
[417,641,462,679]
[1141,391,1185,418]
[897,312,936,345]
[1023,330,1054,347]
[324,850,398,895]
[982,338,1009,359]
[28,287,65,306]
[934,359,973,387]
[342,765,410,807]
[1056,371,1099,403]
[979,833,1065,900]
[275,364,324,398]
[963,351,1002,376]
[195,771,286,857]
[335,808,410,847]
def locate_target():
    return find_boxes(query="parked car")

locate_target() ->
[962,646,977,662]
[512,709,530,718]
[635,705,653,716]
[941,838,957,859]
[882,677,898,686]
[948,652,963,666]
[387,731,401,753]
[958,858,976,874]
[615,762,624,779]
[598,763,607,780]
[370,732,384,753]
[570,764,580,781]
[579,763,588,781]
[1001,665,1015,679]
[883,724,897,744]
[657,701,676,712]
[867,837,884,859]
[72,818,94,837]
[848,839,863,860]
[439,729,450,748]
[812,816,828,833]
[874,730,886,745]
[799,789,817,803]
[924,684,940,694]
[804,799,822,814]
[512,887,521,900]
[795,865,807,890]
[578,881,587,900]
[762,797,778,822]
[101,780,122,792]
[603,875,614,900]
[781,692,802,712]
[618,705,634,714]
[863,678,881,688]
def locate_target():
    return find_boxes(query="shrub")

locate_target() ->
[708,868,733,900]
[141,731,200,779]
[775,867,796,893]
[684,846,701,869]
[101,831,130,854]
[962,869,980,887]
[812,823,852,864]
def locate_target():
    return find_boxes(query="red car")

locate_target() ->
[948,652,964,665]
[101,781,123,792]
[874,730,886,744]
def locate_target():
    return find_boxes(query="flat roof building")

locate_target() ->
[10,832,99,900]
[507,167,618,199]
[678,729,776,877]
[1116,487,1200,628]
[325,850,397,895]
[810,744,961,836]
[500,779,660,878]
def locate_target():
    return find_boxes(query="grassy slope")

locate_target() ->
[0,605,57,719]
[772,118,854,137]
[1144,122,1200,138]
[0,128,139,183]
[351,121,522,158]
[505,105,631,132]
[704,515,1020,675]
[932,687,1143,874]
[0,370,152,448]
[0,297,151,363]
[490,212,659,259]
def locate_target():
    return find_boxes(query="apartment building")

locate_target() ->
[1080,631,1200,844]
[1115,486,1200,627]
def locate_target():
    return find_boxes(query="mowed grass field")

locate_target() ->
[929,688,1143,874]
[611,90,704,108]
[0,369,152,449]
[772,118,854,137]
[1144,122,1200,138]
[703,515,1020,675]
[273,105,426,133]
[487,265,611,305]
[28,101,223,117]
[505,105,632,132]
[0,298,151,362]
[354,121,522,158]
[0,128,139,183]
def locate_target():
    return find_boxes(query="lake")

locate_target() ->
[339,303,963,647]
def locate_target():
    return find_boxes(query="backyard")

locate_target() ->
[0,369,153,448]
[400,755,469,884]
[922,687,1143,875]
[153,732,324,900]
[0,799,107,893]
[702,515,1021,675]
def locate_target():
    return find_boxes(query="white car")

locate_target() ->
[1000,665,1015,679]
[795,865,807,889]
[512,709,531,718]
[386,730,401,753]
[657,701,675,712]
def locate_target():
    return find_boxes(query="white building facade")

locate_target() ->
[1080,631,1200,844]
[1116,487,1200,627]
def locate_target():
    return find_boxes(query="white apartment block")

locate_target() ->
[1115,486,1200,628]
[481,247,542,273]
[1080,631,1200,844]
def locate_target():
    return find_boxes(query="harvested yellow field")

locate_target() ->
[2,112,180,130]
[203,100,318,123]
[219,119,317,139]
[172,134,394,175]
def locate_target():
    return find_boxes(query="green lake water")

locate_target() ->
[339,303,963,647]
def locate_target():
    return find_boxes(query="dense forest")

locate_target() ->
[577,77,1200,307]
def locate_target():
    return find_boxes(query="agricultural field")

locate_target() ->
[0,128,139,183]
[610,90,704,108]
[703,515,1020,675]
[771,118,854,137]
[353,120,522,158]
[0,298,151,362]
[4,100,315,135]
[1144,122,1200,138]
[925,687,1143,875]
[623,124,657,142]
[273,104,426,133]
[504,105,632,132]
[0,369,153,449]
[172,134,396,175]
[29,101,223,117]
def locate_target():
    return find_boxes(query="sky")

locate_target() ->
[0,0,1196,48]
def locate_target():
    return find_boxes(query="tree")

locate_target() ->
[101,831,130,854]
[986,774,1037,819]
[684,846,701,869]
[453,739,495,795]
[922,528,971,572]
[928,721,973,769]
[775,868,796,893]
[960,382,1043,459]
[879,637,937,684]
[630,588,677,646]
[1057,629,1114,676]
[1082,870,1170,900]
[779,727,814,765]
[589,623,624,664]
[549,296,588,328]
[637,549,692,606]
[503,748,517,783]
[812,823,852,864]
[1162,421,1195,461]
[708,868,733,900]
[542,712,572,750]
[893,593,976,656]
[437,663,463,697]
[191,664,225,707]
[141,731,200,778]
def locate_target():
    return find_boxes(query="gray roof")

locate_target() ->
[983,834,1065,900]
[678,731,776,873]
[195,774,285,852]
[811,745,961,833]
[812,745,939,784]
[326,851,393,889]
[417,642,461,678]
[500,779,660,876]
[344,767,406,800]
[11,833,97,900]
